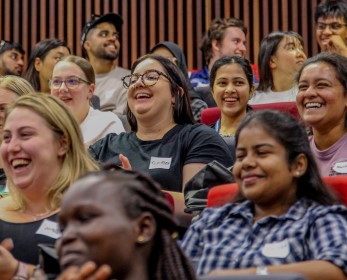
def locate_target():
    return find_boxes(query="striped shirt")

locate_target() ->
[181,198,347,276]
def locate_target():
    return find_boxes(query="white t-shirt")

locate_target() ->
[249,86,298,105]
[80,107,125,147]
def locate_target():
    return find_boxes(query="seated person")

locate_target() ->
[89,54,233,227]
[150,41,208,122]
[0,93,98,278]
[296,52,347,177]
[181,110,347,279]
[50,55,125,147]
[210,55,254,160]
[56,168,196,280]
[250,31,306,104]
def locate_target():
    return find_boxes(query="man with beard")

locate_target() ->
[81,13,130,115]
[0,40,25,76]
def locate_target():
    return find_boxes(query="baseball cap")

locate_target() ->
[81,13,123,47]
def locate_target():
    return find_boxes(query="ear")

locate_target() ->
[211,39,220,53]
[291,153,308,178]
[57,135,69,157]
[269,56,277,69]
[87,83,95,100]
[83,40,91,52]
[134,212,156,245]
[34,57,42,72]
[249,84,256,100]
[172,87,184,105]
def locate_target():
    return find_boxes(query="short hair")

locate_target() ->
[257,31,304,92]
[76,168,196,280]
[234,110,339,205]
[0,75,34,96]
[0,40,25,56]
[295,52,347,128]
[25,39,70,91]
[126,54,195,131]
[4,93,99,210]
[60,55,95,84]
[200,18,247,64]
[314,0,347,24]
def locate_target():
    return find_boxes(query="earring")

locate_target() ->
[137,236,145,243]
[296,171,301,176]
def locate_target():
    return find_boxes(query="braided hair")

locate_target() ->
[84,165,196,280]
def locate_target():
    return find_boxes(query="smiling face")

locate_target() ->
[296,62,347,132]
[211,63,252,120]
[316,16,347,51]
[51,61,93,123]
[0,107,66,193]
[57,176,139,278]
[84,22,120,61]
[270,36,307,77]
[127,58,174,124]
[216,27,247,58]
[233,123,298,209]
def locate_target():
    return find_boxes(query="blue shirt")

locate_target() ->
[181,198,347,275]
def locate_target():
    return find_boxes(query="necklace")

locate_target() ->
[21,208,54,221]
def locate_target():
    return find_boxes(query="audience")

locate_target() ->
[0,76,34,193]
[56,168,196,280]
[0,40,25,76]
[210,55,254,160]
[50,55,125,147]
[250,31,306,104]
[296,52,347,177]
[314,0,347,57]
[25,38,70,93]
[81,13,130,115]
[150,41,207,122]
[89,54,233,227]
[0,93,98,278]
[181,110,347,279]
[190,18,249,107]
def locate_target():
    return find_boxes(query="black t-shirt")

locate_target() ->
[89,124,234,192]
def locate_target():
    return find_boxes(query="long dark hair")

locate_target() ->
[126,54,194,131]
[233,110,338,205]
[257,31,304,92]
[26,38,70,91]
[80,168,196,280]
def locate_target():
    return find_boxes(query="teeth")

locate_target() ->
[12,159,30,168]
[305,102,322,109]
[136,93,151,99]
[224,97,237,102]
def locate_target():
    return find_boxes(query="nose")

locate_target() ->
[6,137,21,153]
[131,75,145,89]
[17,59,24,67]
[58,81,69,92]
[241,153,257,169]
[225,83,235,93]
[59,224,78,247]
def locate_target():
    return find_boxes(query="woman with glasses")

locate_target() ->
[50,55,125,147]
[314,0,347,57]
[89,54,233,229]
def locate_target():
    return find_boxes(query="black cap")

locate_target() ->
[81,13,123,47]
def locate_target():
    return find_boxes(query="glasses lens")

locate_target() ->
[143,71,159,86]
[66,78,80,89]
[332,23,343,30]
[317,23,325,30]
[51,79,62,89]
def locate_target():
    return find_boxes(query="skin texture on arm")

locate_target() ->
[210,260,346,280]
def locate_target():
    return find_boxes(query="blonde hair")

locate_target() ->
[0,75,34,96]
[4,93,99,210]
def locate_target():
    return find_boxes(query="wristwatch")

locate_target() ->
[256,266,269,275]
[12,261,28,280]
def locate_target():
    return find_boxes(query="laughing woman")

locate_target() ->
[296,52,347,177]
[89,54,233,228]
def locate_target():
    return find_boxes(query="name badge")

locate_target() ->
[36,219,61,239]
[261,239,290,258]
[149,157,172,170]
[333,161,347,174]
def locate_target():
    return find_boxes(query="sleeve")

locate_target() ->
[88,133,120,162]
[307,207,347,275]
[184,125,234,167]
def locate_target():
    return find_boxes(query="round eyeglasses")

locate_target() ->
[121,69,170,89]
[316,22,347,31]
[48,77,91,90]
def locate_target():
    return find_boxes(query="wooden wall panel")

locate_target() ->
[0,0,323,72]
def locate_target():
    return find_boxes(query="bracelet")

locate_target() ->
[256,266,269,275]
[12,261,28,280]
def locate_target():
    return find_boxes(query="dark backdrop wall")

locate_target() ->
[0,0,322,71]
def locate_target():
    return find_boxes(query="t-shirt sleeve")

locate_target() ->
[184,125,234,167]
[308,207,347,275]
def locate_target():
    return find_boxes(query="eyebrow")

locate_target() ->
[236,143,274,150]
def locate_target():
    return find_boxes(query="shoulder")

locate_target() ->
[114,67,131,76]
[0,196,20,221]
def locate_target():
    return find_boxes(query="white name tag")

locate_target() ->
[149,157,172,169]
[36,219,61,239]
[261,239,290,258]
[333,161,347,174]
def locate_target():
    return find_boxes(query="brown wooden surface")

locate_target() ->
[0,0,321,71]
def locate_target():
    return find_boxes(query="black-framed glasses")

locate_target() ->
[48,77,91,90]
[121,69,170,89]
[316,22,347,31]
